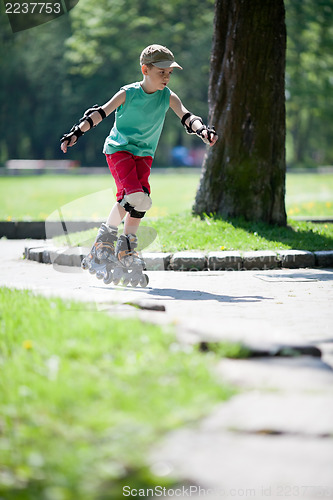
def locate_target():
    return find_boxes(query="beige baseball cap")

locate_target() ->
[140,44,183,70]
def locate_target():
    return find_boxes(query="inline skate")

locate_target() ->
[81,223,118,284]
[112,233,149,288]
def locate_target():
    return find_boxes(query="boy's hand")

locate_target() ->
[201,128,218,147]
[179,112,218,146]
[60,135,77,153]
[60,125,83,153]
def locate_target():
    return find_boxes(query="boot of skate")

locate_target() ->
[115,233,145,268]
[81,223,118,278]
[113,233,148,287]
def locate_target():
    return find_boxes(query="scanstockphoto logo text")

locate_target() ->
[2,0,80,33]
[123,485,260,497]
[123,484,333,497]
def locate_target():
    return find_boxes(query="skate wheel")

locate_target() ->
[123,277,130,286]
[130,279,139,288]
[103,271,113,285]
[96,271,104,280]
[81,259,88,270]
[112,265,124,285]
[139,274,149,288]
[89,268,96,275]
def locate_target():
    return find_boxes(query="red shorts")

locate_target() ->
[105,151,153,201]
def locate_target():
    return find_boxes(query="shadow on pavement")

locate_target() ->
[91,284,273,303]
[287,271,333,281]
[148,288,274,303]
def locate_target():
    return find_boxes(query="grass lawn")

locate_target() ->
[54,212,333,253]
[147,213,333,252]
[0,288,235,499]
[286,172,333,217]
[1,171,332,221]
[0,172,200,221]
[1,171,333,251]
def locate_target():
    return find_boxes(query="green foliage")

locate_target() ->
[285,0,333,166]
[0,13,73,162]
[0,0,214,166]
[0,287,232,498]
[1,1,333,166]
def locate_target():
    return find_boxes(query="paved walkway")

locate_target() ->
[1,239,333,499]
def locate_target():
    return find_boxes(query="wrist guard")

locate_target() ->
[79,104,106,130]
[60,124,84,147]
[181,112,202,134]
[60,104,107,146]
[181,112,218,145]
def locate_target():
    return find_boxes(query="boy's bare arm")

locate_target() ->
[170,92,218,146]
[80,90,126,132]
[170,92,196,127]
[61,90,126,153]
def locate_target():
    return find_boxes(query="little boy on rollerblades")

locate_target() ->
[60,44,218,287]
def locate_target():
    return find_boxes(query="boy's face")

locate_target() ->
[142,64,173,91]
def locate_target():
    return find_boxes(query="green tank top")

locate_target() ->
[103,82,171,158]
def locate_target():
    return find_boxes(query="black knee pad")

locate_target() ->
[118,199,133,213]
[118,199,146,218]
[130,209,146,219]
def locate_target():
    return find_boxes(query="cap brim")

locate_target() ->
[153,61,183,70]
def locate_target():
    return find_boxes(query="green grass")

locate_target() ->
[286,173,333,217]
[2,171,333,251]
[0,288,233,500]
[200,341,252,359]
[53,213,333,252]
[0,174,117,221]
[148,213,333,252]
[1,171,332,221]
[0,172,200,221]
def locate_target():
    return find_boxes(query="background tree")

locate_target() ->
[285,0,333,167]
[193,0,287,225]
[0,0,214,166]
[0,14,73,162]
[1,0,333,169]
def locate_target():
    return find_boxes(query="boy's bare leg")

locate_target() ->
[106,202,126,227]
[123,213,141,235]
[106,202,141,235]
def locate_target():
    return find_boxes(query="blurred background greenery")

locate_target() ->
[1,0,333,169]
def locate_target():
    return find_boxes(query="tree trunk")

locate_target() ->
[193,0,287,225]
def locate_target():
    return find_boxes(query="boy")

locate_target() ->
[61,44,218,286]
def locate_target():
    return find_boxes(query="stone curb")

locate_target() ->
[171,251,207,271]
[24,246,333,271]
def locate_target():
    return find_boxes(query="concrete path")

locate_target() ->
[1,239,333,499]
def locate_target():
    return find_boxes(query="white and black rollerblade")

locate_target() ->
[81,223,118,284]
[113,233,149,288]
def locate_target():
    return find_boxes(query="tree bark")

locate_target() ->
[193,0,287,225]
